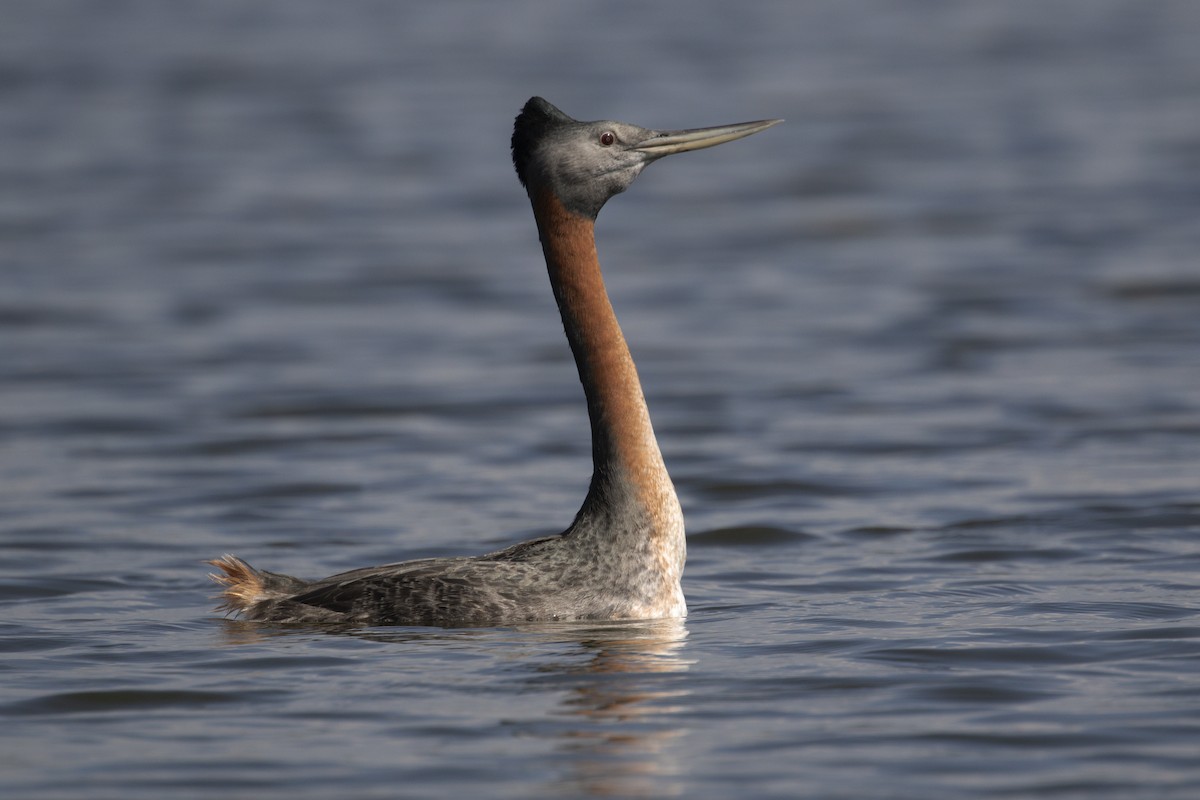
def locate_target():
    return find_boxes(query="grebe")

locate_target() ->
[209,97,780,626]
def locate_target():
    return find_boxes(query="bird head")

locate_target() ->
[511,97,780,219]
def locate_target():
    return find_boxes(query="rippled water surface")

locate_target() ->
[3,1,1200,798]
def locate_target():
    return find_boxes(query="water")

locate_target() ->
[3,1,1200,797]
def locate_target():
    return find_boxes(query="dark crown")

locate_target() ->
[511,97,573,188]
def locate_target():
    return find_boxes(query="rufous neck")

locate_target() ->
[530,190,674,512]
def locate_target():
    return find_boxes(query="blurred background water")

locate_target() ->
[2,1,1199,798]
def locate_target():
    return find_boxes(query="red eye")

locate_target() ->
[599,131,615,146]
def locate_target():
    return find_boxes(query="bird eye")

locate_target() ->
[599,131,615,146]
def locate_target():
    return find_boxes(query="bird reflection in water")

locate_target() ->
[214,618,691,798]
[524,619,691,798]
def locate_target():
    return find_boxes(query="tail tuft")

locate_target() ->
[207,554,267,614]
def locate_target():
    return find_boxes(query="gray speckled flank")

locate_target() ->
[217,494,679,626]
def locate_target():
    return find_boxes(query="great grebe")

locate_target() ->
[209,97,779,625]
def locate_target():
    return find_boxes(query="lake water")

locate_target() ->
[3,1,1200,798]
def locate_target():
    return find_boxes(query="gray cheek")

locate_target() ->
[559,182,613,220]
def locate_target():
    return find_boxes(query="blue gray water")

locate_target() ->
[3,1,1199,797]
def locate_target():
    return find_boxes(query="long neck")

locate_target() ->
[531,190,681,536]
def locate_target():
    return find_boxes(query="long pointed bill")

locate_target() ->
[633,118,782,157]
